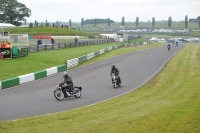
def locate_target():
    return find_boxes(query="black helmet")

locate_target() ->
[63,71,68,78]
[111,65,115,69]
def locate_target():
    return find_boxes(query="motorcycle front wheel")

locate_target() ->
[113,83,117,89]
[73,87,82,98]
[54,89,65,101]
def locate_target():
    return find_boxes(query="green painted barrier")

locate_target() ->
[57,64,66,73]
[1,77,19,89]
[34,70,47,80]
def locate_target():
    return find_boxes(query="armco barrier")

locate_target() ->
[0,44,124,90]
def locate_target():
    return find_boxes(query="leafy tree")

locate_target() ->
[34,20,37,26]
[185,15,188,28]
[108,18,110,27]
[198,20,200,27]
[136,17,139,27]
[45,20,48,26]
[121,16,125,26]
[81,18,84,28]
[0,0,31,26]
[24,19,26,25]
[152,17,155,28]
[69,19,72,28]
[168,16,172,28]
[94,18,97,27]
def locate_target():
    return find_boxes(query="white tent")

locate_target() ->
[0,23,16,28]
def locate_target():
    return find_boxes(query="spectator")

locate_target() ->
[37,38,42,45]
[74,37,78,43]
[51,38,55,44]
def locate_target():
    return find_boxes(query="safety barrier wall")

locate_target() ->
[0,44,124,90]
[0,65,66,90]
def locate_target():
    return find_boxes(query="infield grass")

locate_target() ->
[0,43,200,133]
[0,42,120,80]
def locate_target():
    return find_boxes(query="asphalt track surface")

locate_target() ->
[0,43,184,122]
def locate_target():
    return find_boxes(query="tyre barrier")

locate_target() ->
[66,44,123,70]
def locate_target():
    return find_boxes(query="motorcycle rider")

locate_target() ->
[167,44,171,50]
[110,65,121,84]
[61,71,74,97]
[176,41,178,46]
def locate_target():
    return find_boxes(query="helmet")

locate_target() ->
[111,65,115,69]
[63,71,68,78]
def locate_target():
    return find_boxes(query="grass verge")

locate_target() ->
[0,43,199,133]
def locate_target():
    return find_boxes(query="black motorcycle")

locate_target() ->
[167,44,170,51]
[176,42,178,46]
[54,83,82,101]
[111,73,121,88]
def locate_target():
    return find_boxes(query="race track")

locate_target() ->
[0,43,184,121]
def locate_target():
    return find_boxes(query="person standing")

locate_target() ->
[74,37,78,43]
[51,38,55,44]
[37,38,42,45]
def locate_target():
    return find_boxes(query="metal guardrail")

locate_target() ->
[29,39,112,53]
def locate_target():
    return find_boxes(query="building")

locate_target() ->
[0,23,16,28]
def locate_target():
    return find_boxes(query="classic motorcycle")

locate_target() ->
[111,73,121,88]
[176,42,178,46]
[167,44,170,51]
[54,83,82,101]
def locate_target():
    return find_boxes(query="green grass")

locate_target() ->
[0,43,199,133]
[4,27,92,36]
[0,42,123,80]
[129,37,147,43]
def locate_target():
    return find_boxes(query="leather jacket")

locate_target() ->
[63,76,74,87]
[110,68,119,76]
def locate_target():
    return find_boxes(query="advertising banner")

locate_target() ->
[0,48,12,58]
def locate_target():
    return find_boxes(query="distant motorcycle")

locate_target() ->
[54,83,82,101]
[176,42,178,46]
[111,73,121,88]
[167,44,171,51]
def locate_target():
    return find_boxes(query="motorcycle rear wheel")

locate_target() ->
[54,89,65,101]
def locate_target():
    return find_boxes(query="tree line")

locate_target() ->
[1,0,200,28]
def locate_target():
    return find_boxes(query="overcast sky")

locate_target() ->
[17,0,200,23]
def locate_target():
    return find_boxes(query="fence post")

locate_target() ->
[37,45,39,52]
